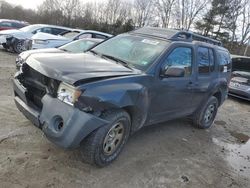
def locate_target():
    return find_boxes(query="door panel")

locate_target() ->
[149,45,196,124]
[192,47,217,107]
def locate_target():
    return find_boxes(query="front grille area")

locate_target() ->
[17,64,60,110]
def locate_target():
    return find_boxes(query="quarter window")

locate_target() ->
[209,49,215,72]
[218,50,231,72]
[164,47,192,76]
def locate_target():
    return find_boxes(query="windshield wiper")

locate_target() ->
[89,49,99,56]
[60,48,70,52]
[101,54,133,70]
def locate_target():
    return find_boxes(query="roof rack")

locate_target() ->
[132,27,222,46]
[171,31,222,46]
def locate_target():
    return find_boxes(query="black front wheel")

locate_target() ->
[80,109,131,167]
[193,96,219,129]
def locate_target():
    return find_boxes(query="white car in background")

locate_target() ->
[16,38,104,69]
[0,24,72,53]
[31,29,112,49]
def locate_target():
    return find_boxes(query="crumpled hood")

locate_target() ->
[26,53,139,85]
[32,32,69,41]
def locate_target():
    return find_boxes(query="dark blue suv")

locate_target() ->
[13,27,232,166]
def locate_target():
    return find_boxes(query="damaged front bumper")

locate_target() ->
[13,78,108,149]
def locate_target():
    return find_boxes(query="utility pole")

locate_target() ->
[244,37,250,56]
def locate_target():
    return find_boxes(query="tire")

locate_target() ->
[80,109,131,167]
[2,43,8,50]
[13,40,25,53]
[192,96,218,129]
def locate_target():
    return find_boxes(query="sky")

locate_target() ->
[5,0,45,9]
[5,0,103,10]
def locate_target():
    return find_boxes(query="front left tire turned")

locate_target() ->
[80,109,131,167]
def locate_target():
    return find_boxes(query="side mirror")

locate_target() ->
[161,66,185,78]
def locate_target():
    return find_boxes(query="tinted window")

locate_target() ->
[218,50,231,72]
[209,49,215,72]
[36,27,53,34]
[51,28,68,35]
[198,47,210,73]
[94,34,108,39]
[232,58,250,72]
[164,47,192,76]
[197,47,215,74]
[11,22,23,28]
[0,22,12,27]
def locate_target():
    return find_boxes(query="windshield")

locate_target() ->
[62,31,80,39]
[59,39,98,53]
[91,34,169,71]
[19,25,41,32]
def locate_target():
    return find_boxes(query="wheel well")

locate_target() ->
[123,106,143,134]
[213,91,222,105]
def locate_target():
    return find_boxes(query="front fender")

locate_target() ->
[76,82,149,132]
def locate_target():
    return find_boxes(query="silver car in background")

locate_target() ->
[16,38,104,69]
[31,29,112,49]
[229,55,250,101]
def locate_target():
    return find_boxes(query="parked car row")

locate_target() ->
[1,21,247,167]
[0,23,112,53]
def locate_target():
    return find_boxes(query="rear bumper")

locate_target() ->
[13,78,108,149]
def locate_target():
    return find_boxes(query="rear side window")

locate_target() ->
[35,27,52,34]
[197,47,215,74]
[51,28,68,35]
[218,50,231,72]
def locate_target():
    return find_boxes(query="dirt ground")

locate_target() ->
[0,48,249,188]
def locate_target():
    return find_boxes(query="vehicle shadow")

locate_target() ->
[228,95,250,105]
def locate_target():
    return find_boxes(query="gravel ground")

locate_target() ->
[0,48,249,188]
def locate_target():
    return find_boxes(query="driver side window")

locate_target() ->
[163,47,192,77]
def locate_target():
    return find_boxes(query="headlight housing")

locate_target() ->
[57,82,81,105]
[16,56,24,70]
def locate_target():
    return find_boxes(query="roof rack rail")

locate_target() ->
[131,27,222,46]
[171,31,222,46]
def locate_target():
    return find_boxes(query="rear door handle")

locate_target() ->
[187,81,198,89]
[187,81,193,89]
